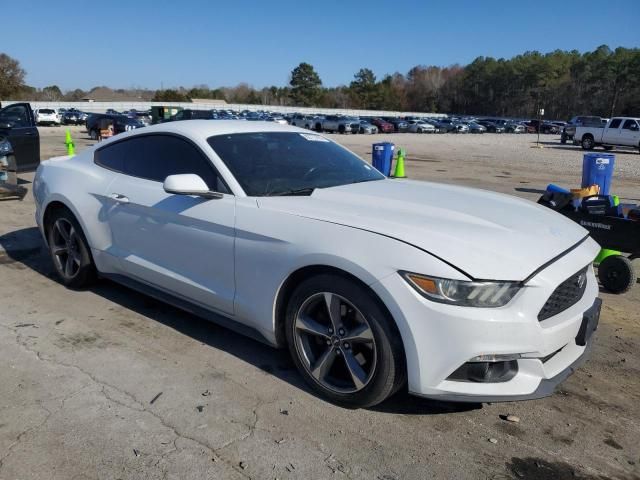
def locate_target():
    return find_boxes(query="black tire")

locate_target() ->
[285,274,406,408]
[560,133,567,144]
[598,255,636,294]
[46,208,97,288]
[581,135,595,150]
[338,125,345,134]
[315,123,322,132]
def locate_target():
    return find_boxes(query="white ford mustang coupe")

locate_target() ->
[33,121,601,407]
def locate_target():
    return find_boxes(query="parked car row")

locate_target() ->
[33,108,90,126]
[34,105,599,145]
[154,109,551,136]
[305,115,539,135]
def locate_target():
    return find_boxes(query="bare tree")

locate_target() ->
[0,53,26,99]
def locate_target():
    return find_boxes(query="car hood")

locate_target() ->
[257,179,588,281]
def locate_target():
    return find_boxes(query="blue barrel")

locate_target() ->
[372,142,394,176]
[582,153,615,195]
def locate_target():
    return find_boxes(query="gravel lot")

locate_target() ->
[0,126,639,480]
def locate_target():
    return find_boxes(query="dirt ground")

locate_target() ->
[0,126,639,480]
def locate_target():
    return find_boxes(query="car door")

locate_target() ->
[98,133,236,315]
[620,119,640,147]
[602,118,622,144]
[0,103,40,172]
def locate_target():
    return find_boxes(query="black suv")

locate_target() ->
[561,116,603,144]
[86,114,145,140]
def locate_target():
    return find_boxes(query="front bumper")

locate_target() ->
[371,237,600,402]
[416,298,600,402]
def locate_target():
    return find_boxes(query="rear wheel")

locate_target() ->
[46,209,97,288]
[560,133,567,144]
[581,135,595,150]
[598,255,636,294]
[285,274,405,408]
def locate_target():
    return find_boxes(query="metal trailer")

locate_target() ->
[561,208,639,293]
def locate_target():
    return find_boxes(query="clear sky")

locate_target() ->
[2,0,639,91]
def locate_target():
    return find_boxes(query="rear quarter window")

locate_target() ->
[94,140,126,172]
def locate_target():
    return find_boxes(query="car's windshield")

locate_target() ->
[207,131,384,196]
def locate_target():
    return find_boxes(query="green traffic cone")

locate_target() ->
[65,129,75,156]
[393,148,406,178]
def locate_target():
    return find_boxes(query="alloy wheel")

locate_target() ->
[293,292,377,394]
[50,218,82,279]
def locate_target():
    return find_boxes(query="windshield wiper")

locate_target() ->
[268,187,316,197]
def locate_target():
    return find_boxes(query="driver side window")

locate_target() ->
[95,134,230,193]
[0,105,29,127]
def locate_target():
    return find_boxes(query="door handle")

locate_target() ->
[110,193,129,204]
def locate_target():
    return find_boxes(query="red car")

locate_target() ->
[371,118,395,133]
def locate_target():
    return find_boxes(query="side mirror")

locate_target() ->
[163,174,223,199]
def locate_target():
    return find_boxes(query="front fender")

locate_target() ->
[232,199,466,345]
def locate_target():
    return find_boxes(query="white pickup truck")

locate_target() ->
[575,117,640,153]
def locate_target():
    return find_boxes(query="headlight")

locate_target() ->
[0,139,13,155]
[400,271,521,308]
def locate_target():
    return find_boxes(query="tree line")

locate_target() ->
[1,45,638,119]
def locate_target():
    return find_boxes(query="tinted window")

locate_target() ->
[609,119,622,129]
[622,119,638,130]
[0,105,30,127]
[207,132,384,196]
[95,134,228,193]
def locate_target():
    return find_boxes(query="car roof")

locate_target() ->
[107,120,307,142]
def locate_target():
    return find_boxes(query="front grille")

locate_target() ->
[538,266,588,321]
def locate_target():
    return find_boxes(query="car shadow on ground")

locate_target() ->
[0,227,479,415]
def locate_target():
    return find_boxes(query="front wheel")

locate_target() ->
[285,275,405,408]
[46,209,97,288]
